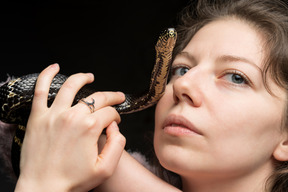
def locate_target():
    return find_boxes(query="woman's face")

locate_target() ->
[154,19,287,181]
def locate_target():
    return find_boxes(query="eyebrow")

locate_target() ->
[176,51,263,72]
[176,51,196,63]
[216,55,263,72]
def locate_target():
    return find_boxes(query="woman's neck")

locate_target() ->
[180,162,273,192]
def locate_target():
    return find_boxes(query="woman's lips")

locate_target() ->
[162,114,203,136]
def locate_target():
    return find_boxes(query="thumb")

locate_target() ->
[94,121,126,176]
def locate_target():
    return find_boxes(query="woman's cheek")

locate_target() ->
[155,85,174,130]
[154,85,174,153]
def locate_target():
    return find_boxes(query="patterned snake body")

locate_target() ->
[0,28,177,176]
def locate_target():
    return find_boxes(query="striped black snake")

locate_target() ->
[0,28,177,177]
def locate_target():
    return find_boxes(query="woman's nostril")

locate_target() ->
[182,94,193,105]
[173,94,180,104]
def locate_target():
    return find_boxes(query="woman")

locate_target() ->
[15,0,288,191]
[97,0,288,191]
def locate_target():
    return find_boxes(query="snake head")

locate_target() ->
[155,28,177,52]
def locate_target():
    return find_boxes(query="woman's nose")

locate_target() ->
[172,68,203,107]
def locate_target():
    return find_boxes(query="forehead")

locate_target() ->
[183,18,266,69]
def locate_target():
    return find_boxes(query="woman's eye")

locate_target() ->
[222,71,251,86]
[227,74,245,84]
[172,66,189,77]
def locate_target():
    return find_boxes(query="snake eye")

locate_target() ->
[168,28,176,37]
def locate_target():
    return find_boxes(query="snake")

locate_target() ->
[0,28,177,177]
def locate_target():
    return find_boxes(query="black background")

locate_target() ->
[0,0,189,191]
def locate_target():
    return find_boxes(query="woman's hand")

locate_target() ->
[95,136,182,192]
[15,64,126,192]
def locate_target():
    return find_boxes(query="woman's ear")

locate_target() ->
[273,133,288,161]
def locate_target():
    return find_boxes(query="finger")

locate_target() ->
[75,91,125,114]
[31,64,60,113]
[85,106,121,137]
[51,73,94,109]
[94,121,126,177]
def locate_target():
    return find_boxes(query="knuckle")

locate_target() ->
[111,107,121,122]
[84,118,98,130]
[69,73,86,80]
[58,111,77,126]
[109,106,119,114]
[114,133,126,147]
[120,134,126,146]
[83,116,104,132]
[62,73,87,90]
[96,92,108,103]
[106,106,117,113]
[104,107,121,123]
[62,80,74,90]
[33,89,47,98]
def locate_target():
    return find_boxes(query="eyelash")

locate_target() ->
[170,65,253,87]
[220,69,252,87]
[170,65,190,77]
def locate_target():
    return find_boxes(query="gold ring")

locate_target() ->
[79,98,95,113]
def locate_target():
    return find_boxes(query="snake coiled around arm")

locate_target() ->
[0,28,177,177]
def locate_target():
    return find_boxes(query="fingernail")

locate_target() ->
[116,92,125,99]
[50,63,59,69]
[87,73,94,79]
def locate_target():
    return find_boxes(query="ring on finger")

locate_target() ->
[79,98,95,113]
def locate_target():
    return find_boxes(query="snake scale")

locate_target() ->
[0,28,177,177]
